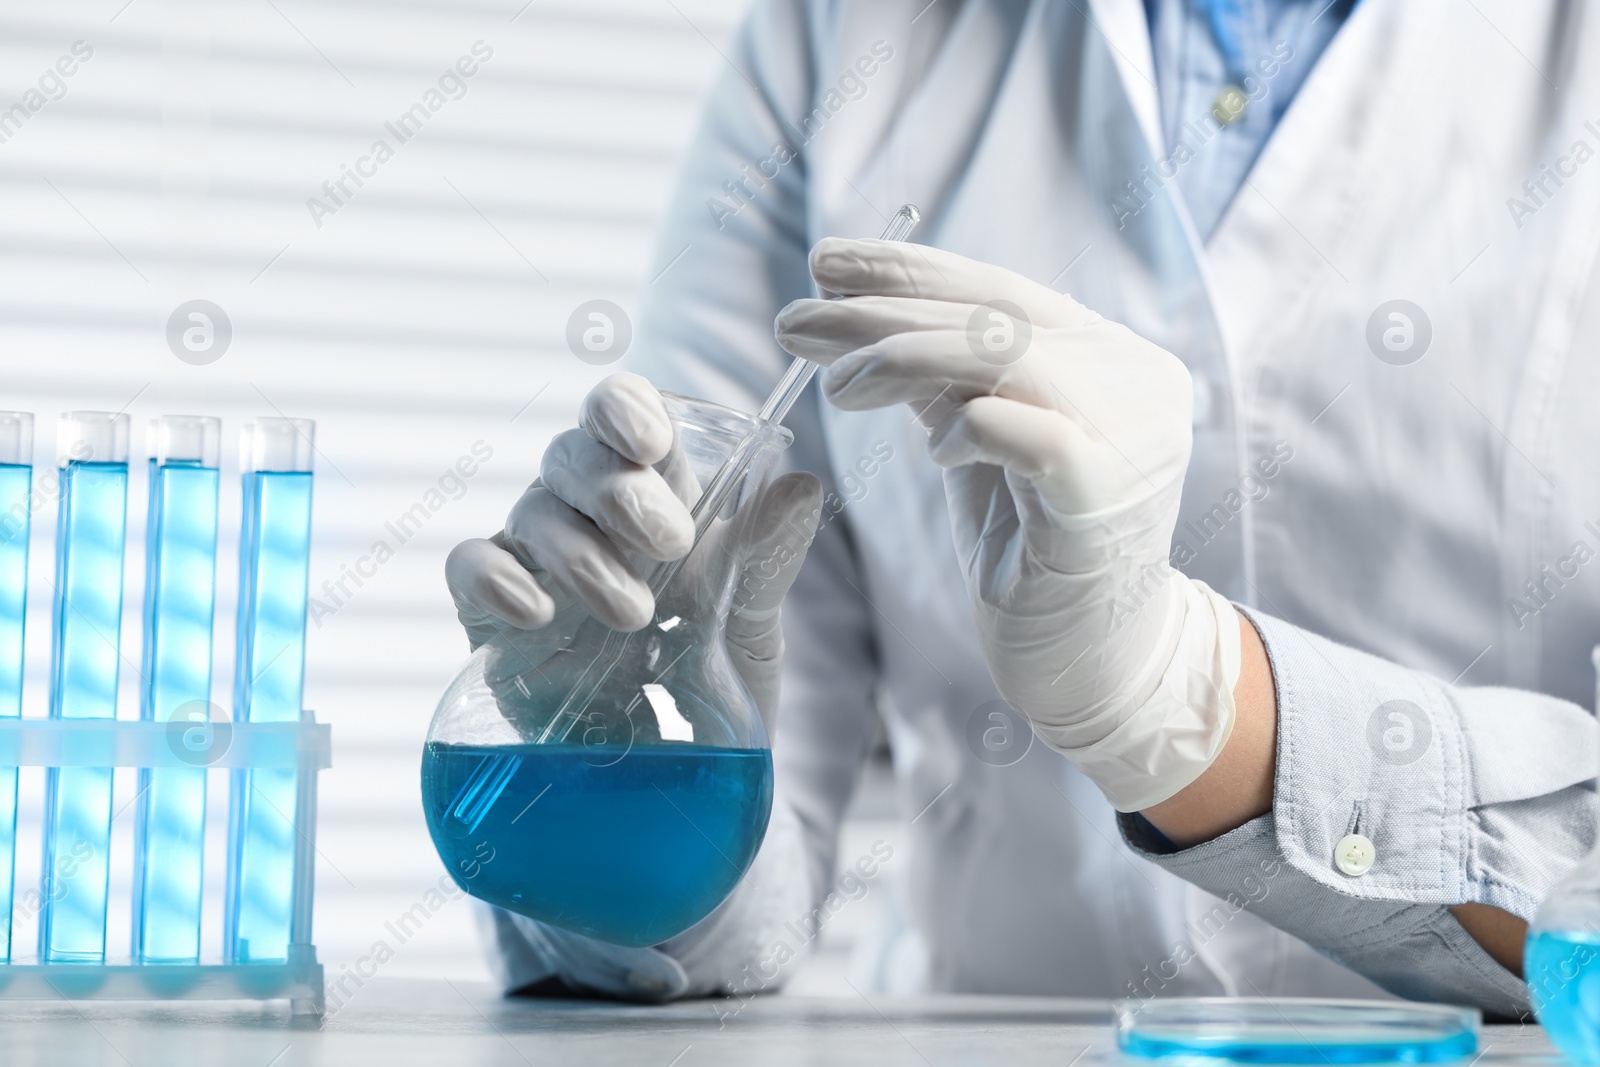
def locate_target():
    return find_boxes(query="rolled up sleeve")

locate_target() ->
[1121,607,1598,1018]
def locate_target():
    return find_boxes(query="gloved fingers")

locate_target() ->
[928,391,1203,524]
[577,372,675,466]
[817,328,1007,411]
[652,427,702,506]
[908,392,964,433]
[501,485,656,631]
[541,428,695,561]
[807,237,1098,327]
[926,394,1181,524]
[816,322,1189,424]
[724,471,823,736]
[774,295,970,362]
[727,471,823,627]
[500,910,688,1003]
[575,373,700,504]
[925,394,1088,480]
[445,535,557,636]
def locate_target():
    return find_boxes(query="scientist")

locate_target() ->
[446,0,1600,1016]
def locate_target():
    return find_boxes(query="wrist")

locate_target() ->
[1140,609,1276,846]
[1034,578,1241,812]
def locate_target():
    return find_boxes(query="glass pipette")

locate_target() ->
[445,204,922,833]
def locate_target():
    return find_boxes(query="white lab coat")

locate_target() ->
[486,0,1600,999]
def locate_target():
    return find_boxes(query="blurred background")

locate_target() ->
[0,0,899,993]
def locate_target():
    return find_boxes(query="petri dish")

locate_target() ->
[1114,998,1480,1064]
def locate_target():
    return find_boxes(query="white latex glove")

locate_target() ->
[775,239,1241,812]
[444,372,823,732]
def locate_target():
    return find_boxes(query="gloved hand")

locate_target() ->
[444,372,823,732]
[775,239,1241,811]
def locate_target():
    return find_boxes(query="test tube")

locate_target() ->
[226,418,313,964]
[0,413,33,962]
[41,411,130,963]
[133,416,220,964]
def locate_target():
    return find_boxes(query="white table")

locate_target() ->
[0,978,1560,1066]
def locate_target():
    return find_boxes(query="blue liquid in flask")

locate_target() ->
[0,463,30,961]
[421,742,772,947]
[134,459,219,963]
[42,460,128,963]
[228,469,312,964]
[1529,931,1600,1064]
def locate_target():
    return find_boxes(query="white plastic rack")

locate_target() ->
[0,714,330,1016]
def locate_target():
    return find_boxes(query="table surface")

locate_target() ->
[0,979,1563,1067]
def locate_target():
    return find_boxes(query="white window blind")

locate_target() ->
[0,0,744,981]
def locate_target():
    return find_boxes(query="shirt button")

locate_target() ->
[1335,834,1375,877]
[1212,86,1249,125]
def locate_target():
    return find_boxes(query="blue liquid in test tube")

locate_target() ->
[227,418,313,964]
[0,413,34,962]
[133,416,220,964]
[41,412,130,963]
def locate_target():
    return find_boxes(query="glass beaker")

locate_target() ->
[423,392,792,948]
[1526,647,1600,1062]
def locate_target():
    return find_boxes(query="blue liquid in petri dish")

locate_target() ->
[134,459,219,964]
[228,469,312,964]
[1116,998,1478,1064]
[42,460,128,963]
[1529,930,1600,1064]
[422,742,773,947]
[0,463,30,962]
[1119,1029,1478,1064]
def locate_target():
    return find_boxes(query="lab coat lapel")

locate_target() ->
[1060,0,1248,598]
[1202,0,1449,378]
[1084,0,1164,167]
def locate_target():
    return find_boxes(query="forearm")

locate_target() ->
[1141,611,1529,977]
[1141,613,1275,848]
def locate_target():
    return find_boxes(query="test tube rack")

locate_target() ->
[0,411,328,1017]
[0,716,329,1015]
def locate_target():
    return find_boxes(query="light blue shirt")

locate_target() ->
[1145,0,1355,239]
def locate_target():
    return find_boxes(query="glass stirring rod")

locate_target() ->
[444,205,922,835]
[758,204,920,425]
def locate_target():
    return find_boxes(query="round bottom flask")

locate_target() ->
[1529,853,1600,1064]
[1527,650,1600,1063]
[422,393,790,947]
